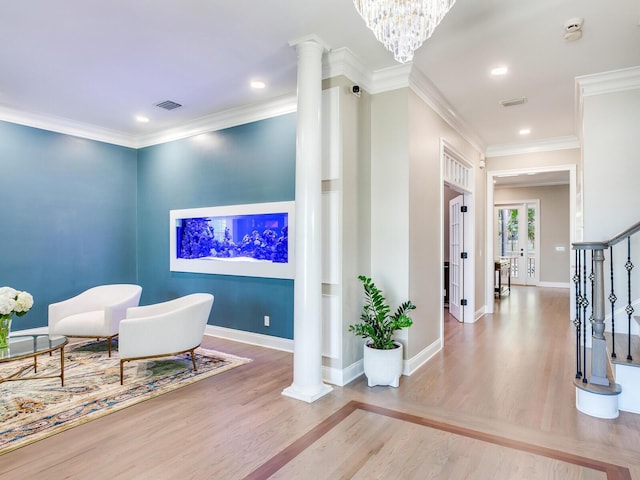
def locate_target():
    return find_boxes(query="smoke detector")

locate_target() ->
[563,17,584,41]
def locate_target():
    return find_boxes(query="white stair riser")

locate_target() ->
[575,388,619,419]
[614,364,640,414]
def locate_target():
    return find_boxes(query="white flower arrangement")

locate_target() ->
[0,286,34,318]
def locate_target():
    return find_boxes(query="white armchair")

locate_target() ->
[118,293,214,384]
[48,284,142,357]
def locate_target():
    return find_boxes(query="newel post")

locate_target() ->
[590,247,609,386]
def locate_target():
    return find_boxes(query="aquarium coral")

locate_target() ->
[178,215,288,263]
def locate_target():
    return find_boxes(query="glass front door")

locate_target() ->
[495,203,538,286]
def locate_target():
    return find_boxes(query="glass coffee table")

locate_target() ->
[0,334,68,386]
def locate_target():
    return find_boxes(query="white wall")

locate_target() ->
[370,89,410,306]
[582,88,640,240]
[407,89,482,355]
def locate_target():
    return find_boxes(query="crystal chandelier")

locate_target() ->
[353,0,456,64]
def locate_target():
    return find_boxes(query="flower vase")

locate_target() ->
[0,314,12,349]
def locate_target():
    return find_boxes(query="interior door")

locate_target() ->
[494,203,538,286]
[449,195,464,322]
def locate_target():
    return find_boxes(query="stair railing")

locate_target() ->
[572,220,640,387]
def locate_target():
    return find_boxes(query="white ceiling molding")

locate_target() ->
[575,66,640,147]
[323,47,373,92]
[0,105,137,148]
[409,67,485,154]
[0,94,297,149]
[576,66,640,98]
[485,135,580,158]
[369,63,413,94]
[323,49,485,153]
[134,94,297,148]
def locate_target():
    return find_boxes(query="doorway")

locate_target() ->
[494,201,540,286]
[441,139,475,324]
[485,164,577,315]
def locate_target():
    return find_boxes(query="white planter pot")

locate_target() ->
[363,342,403,387]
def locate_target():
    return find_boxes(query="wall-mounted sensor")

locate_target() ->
[351,85,361,97]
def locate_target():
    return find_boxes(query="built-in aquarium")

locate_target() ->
[169,202,294,279]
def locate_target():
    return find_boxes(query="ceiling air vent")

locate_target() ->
[500,97,527,107]
[156,100,182,110]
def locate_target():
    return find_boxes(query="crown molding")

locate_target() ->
[323,49,486,153]
[323,47,373,91]
[576,66,640,98]
[409,67,485,153]
[485,135,580,158]
[134,94,297,148]
[369,63,413,94]
[574,66,640,146]
[0,106,137,148]
[0,95,297,149]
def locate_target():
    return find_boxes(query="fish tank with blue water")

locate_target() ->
[176,212,288,264]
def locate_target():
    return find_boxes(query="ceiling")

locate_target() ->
[493,170,570,189]
[1,0,638,153]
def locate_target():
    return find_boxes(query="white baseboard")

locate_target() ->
[323,360,363,387]
[473,305,486,323]
[204,325,293,353]
[538,282,571,288]
[404,338,442,376]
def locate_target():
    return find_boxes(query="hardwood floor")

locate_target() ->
[2,286,640,479]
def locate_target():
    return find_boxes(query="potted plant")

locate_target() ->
[349,275,416,387]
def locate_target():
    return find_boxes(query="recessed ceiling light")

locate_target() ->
[136,115,150,123]
[250,80,266,89]
[519,128,531,135]
[490,66,508,76]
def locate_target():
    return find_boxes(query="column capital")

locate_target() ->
[288,34,331,52]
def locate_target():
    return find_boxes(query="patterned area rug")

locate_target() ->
[0,340,251,455]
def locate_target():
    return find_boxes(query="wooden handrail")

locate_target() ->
[608,219,640,246]
[573,219,640,249]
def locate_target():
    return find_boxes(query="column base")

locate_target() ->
[282,383,333,403]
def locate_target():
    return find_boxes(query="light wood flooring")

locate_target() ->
[2,286,640,479]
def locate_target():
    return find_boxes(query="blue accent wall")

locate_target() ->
[1,113,296,339]
[136,114,296,339]
[0,121,138,329]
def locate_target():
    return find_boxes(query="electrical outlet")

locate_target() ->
[264,315,270,327]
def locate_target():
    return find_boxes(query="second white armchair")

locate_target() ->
[118,293,214,384]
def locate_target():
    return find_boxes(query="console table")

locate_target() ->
[494,259,511,298]
[0,334,68,386]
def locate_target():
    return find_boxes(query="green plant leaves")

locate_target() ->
[348,275,416,350]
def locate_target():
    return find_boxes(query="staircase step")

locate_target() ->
[605,331,640,368]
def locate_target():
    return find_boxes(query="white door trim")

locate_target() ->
[485,164,577,314]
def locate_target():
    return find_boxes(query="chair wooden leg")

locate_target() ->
[190,349,197,372]
[107,337,112,357]
[120,360,124,385]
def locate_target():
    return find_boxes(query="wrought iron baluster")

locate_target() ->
[609,245,617,358]
[625,237,634,361]
[573,248,582,379]
[582,249,589,384]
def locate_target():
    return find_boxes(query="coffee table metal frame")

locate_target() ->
[0,334,68,386]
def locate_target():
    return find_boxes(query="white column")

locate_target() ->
[282,36,333,403]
